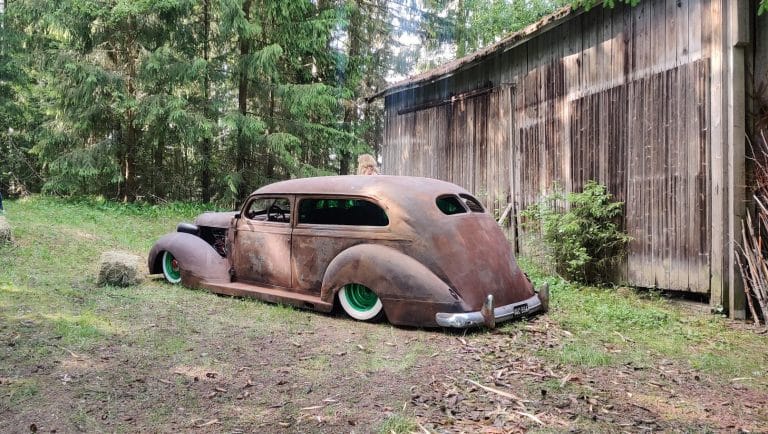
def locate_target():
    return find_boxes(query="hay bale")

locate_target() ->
[97,251,145,287]
[0,216,12,245]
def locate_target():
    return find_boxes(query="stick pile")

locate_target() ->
[737,130,768,326]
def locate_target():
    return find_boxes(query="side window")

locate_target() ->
[298,198,389,226]
[459,194,485,212]
[245,197,291,223]
[436,195,467,215]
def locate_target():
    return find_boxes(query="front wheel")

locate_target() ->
[338,284,383,321]
[161,251,182,284]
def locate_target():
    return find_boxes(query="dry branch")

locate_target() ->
[737,126,768,326]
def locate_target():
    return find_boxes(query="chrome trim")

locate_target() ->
[435,293,543,328]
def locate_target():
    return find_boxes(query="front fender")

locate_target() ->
[148,232,230,286]
[320,244,467,326]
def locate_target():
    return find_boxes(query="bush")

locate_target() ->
[521,181,630,284]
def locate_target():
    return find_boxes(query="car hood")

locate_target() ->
[194,211,238,228]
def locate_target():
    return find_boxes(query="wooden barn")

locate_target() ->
[374,0,767,318]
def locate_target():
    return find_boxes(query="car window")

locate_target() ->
[298,198,389,226]
[245,197,291,223]
[436,195,467,215]
[459,194,485,212]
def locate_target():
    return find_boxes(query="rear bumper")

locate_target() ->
[435,293,543,328]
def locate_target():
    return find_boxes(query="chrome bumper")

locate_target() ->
[435,293,544,328]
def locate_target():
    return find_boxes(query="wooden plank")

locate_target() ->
[665,0,678,68]
[690,0,703,60]
[676,0,690,64]
[708,0,725,307]
[632,0,650,77]
[610,2,627,86]
[727,0,748,317]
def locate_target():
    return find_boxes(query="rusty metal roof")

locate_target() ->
[253,175,469,198]
[368,2,597,100]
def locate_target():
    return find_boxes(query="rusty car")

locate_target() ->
[148,175,548,328]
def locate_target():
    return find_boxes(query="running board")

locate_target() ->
[199,281,334,312]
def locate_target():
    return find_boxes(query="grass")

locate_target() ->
[376,413,418,434]
[519,257,768,382]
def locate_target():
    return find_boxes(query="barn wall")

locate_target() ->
[382,0,733,293]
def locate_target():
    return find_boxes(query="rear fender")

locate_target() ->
[320,244,466,325]
[148,232,230,286]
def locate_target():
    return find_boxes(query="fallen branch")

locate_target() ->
[465,379,529,405]
[515,410,544,425]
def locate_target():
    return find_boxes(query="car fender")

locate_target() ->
[148,232,230,286]
[320,244,466,324]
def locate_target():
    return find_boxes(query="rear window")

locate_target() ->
[436,195,467,215]
[460,194,485,212]
[298,198,389,226]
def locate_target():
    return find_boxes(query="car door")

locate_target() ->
[232,195,293,288]
[291,196,393,294]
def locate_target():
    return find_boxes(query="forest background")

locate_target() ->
[1,0,765,205]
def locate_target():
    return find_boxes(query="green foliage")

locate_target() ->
[573,0,640,9]
[420,0,569,61]
[521,181,631,284]
[1,0,389,203]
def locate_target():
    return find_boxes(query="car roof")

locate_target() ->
[252,175,471,200]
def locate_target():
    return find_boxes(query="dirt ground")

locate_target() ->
[2,295,767,434]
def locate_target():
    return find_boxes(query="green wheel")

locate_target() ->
[338,283,383,321]
[161,251,182,284]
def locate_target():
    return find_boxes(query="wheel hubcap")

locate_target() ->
[164,253,181,281]
[344,284,378,312]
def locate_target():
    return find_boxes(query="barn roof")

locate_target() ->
[369,2,599,100]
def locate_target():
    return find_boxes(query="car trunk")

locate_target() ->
[422,213,535,310]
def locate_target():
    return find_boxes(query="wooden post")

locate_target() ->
[709,0,726,310]
[726,0,749,319]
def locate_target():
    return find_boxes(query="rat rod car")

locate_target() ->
[148,175,548,328]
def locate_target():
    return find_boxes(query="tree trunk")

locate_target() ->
[153,135,164,198]
[236,0,252,201]
[200,0,212,203]
[123,18,138,203]
[338,0,361,176]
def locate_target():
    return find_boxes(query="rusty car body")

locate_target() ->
[148,175,548,328]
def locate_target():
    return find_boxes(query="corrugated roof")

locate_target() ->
[368,2,596,100]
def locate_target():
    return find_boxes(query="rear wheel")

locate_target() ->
[338,284,383,321]
[161,251,182,284]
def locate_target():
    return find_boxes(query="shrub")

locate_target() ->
[521,180,631,284]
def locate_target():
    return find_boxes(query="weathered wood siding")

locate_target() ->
[382,0,738,292]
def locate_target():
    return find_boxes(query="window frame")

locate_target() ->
[435,194,469,216]
[295,195,390,229]
[459,194,485,213]
[241,195,293,226]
